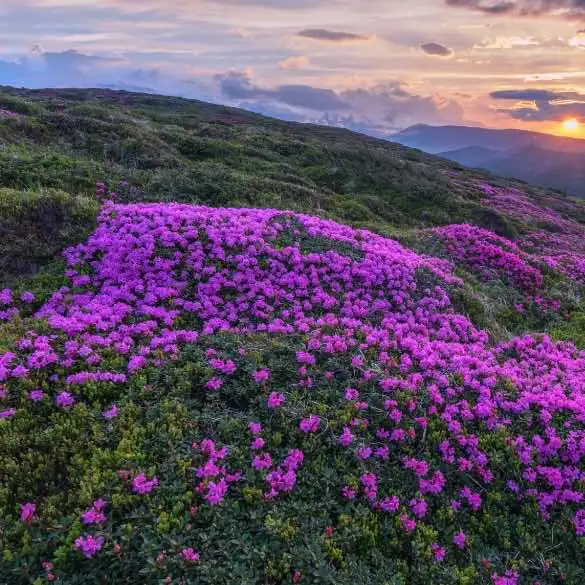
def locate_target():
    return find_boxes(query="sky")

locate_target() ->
[2,0,585,136]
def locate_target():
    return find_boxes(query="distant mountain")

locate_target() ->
[438,145,503,168]
[392,124,585,196]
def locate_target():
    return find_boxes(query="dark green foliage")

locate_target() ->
[0,188,98,286]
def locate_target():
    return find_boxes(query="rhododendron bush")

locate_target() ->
[1,202,585,584]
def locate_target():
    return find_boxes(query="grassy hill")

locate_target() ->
[1,87,585,585]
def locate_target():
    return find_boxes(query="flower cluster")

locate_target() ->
[1,202,585,581]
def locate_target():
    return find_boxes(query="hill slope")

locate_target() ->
[393,124,585,197]
[1,88,585,585]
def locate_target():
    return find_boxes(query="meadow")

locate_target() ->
[1,87,585,584]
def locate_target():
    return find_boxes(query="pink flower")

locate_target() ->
[453,530,467,549]
[0,408,16,419]
[338,426,354,447]
[252,369,270,383]
[205,478,228,505]
[248,422,262,435]
[400,514,417,534]
[251,437,265,450]
[74,535,104,558]
[82,499,107,524]
[132,472,159,494]
[344,388,359,401]
[182,547,200,563]
[379,496,400,512]
[82,509,107,525]
[491,570,519,585]
[28,390,45,402]
[267,392,285,409]
[205,377,223,391]
[20,292,35,304]
[252,453,273,470]
[409,498,428,518]
[431,543,446,562]
[341,486,357,500]
[299,415,320,433]
[20,502,36,524]
[102,404,119,419]
[55,392,75,408]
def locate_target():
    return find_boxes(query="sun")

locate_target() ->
[562,118,580,133]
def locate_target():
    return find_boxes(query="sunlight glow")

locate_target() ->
[562,118,580,133]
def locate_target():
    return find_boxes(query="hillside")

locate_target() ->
[1,87,585,585]
[393,124,585,197]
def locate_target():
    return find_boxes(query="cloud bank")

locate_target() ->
[445,0,585,19]
[421,42,454,57]
[491,88,585,121]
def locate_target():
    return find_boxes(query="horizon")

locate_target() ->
[2,1,585,138]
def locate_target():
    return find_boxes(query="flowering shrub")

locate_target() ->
[0,108,20,118]
[0,202,584,584]
[432,224,544,293]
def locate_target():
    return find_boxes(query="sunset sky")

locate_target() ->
[2,0,585,136]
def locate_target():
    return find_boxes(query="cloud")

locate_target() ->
[278,56,311,70]
[490,89,558,100]
[445,0,585,20]
[0,46,217,101]
[0,47,121,87]
[421,42,454,57]
[217,70,465,133]
[474,36,540,49]
[218,70,351,111]
[569,29,585,46]
[296,28,370,42]
[490,87,585,120]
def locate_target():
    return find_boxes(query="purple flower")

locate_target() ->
[248,422,262,435]
[299,415,320,433]
[341,486,357,500]
[132,472,159,494]
[205,377,223,391]
[20,292,35,304]
[267,392,285,409]
[74,535,104,558]
[400,514,417,534]
[182,547,200,562]
[453,530,466,549]
[0,408,16,419]
[20,502,36,524]
[431,543,446,562]
[338,426,354,447]
[252,369,271,383]
[28,390,45,402]
[102,404,119,420]
[251,437,265,450]
[205,478,229,505]
[82,508,107,525]
[55,392,75,408]
[252,453,273,470]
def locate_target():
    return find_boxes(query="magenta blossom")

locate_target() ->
[28,390,45,402]
[132,472,159,495]
[453,530,467,549]
[55,392,75,408]
[102,404,119,420]
[267,392,285,409]
[299,415,320,433]
[20,502,36,524]
[74,535,104,558]
[252,369,270,383]
[431,543,446,562]
[182,547,200,562]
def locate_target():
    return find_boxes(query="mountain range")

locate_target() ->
[392,124,585,197]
